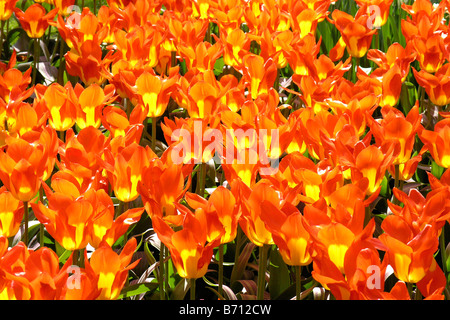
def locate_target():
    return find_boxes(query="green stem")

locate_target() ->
[77,248,85,268]
[196,163,207,197]
[440,227,448,279]
[39,185,45,248]
[190,278,196,300]
[122,201,129,243]
[151,117,157,153]
[164,244,169,295]
[57,37,66,85]
[392,164,401,206]
[32,38,40,86]
[364,204,372,227]
[257,244,269,300]
[159,242,166,300]
[218,243,224,299]
[0,20,5,61]
[295,265,302,300]
[23,201,29,246]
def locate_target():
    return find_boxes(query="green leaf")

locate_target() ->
[55,241,72,264]
[170,278,190,300]
[268,247,290,300]
[380,175,390,198]
[118,282,159,299]
[213,56,225,76]
[431,161,445,179]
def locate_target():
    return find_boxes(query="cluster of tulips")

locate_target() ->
[0,0,450,300]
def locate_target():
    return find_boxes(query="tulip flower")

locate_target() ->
[0,242,77,300]
[413,64,450,107]
[260,201,312,266]
[418,119,450,168]
[74,83,117,130]
[369,105,422,165]
[184,186,240,244]
[310,220,388,300]
[135,69,179,118]
[357,64,403,108]
[0,0,19,21]
[152,211,221,279]
[137,154,191,222]
[330,8,377,58]
[355,0,394,28]
[232,180,277,247]
[0,187,23,238]
[0,64,32,105]
[14,4,58,39]
[341,141,398,195]
[0,136,47,202]
[34,82,79,132]
[220,28,250,67]
[84,188,144,248]
[65,40,118,85]
[380,220,439,283]
[0,241,32,299]
[102,142,156,203]
[59,127,110,189]
[86,238,140,300]
[367,43,416,82]
[31,182,94,251]
[240,54,278,100]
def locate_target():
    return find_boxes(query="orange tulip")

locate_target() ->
[413,64,450,107]
[137,152,191,222]
[0,63,32,105]
[135,69,179,118]
[367,43,416,82]
[0,242,73,300]
[86,238,140,300]
[232,180,276,247]
[310,220,388,300]
[54,7,109,51]
[0,136,47,202]
[14,4,58,39]
[184,186,240,244]
[178,40,223,73]
[0,0,19,20]
[357,64,403,108]
[31,182,94,251]
[34,82,78,132]
[65,40,118,86]
[59,127,110,189]
[369,104,423,175]
[240,54,278,100]
[355,0,394,28]
[261,201,313,266]
[341,141,398,195]
[418,119,450,168]
[84,188,144,248]
[330,8,377,58]
[59,254,101,300]
[152,211,221,279]
[220,28,250,67]
[0,187,23,238]
[380,219,439,283]
[74,83,117,130]
[0,241,32,299]
[101,105,144,139]
[161,116,222,165]
[102,142,156,203]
